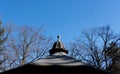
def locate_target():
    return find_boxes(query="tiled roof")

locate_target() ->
[32,52,84,66]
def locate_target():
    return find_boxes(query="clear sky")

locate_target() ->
[0,0,120,43]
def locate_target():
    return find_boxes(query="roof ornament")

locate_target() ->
[49,35,68,55]
[57,35,61,41]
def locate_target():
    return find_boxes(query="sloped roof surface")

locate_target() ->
[32,52,84,66]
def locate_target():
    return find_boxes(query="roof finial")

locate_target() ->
[49,35,68,55]
[57,35,60,41]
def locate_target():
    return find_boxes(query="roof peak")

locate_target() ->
[49,35,68,55]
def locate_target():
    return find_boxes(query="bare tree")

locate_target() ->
[68,42,79,58]
[98,26,117,70]
[4,25,52,70]
[0,20,11,72]
[69,25,119,73]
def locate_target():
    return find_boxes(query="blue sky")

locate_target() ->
[0,0,120,43]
